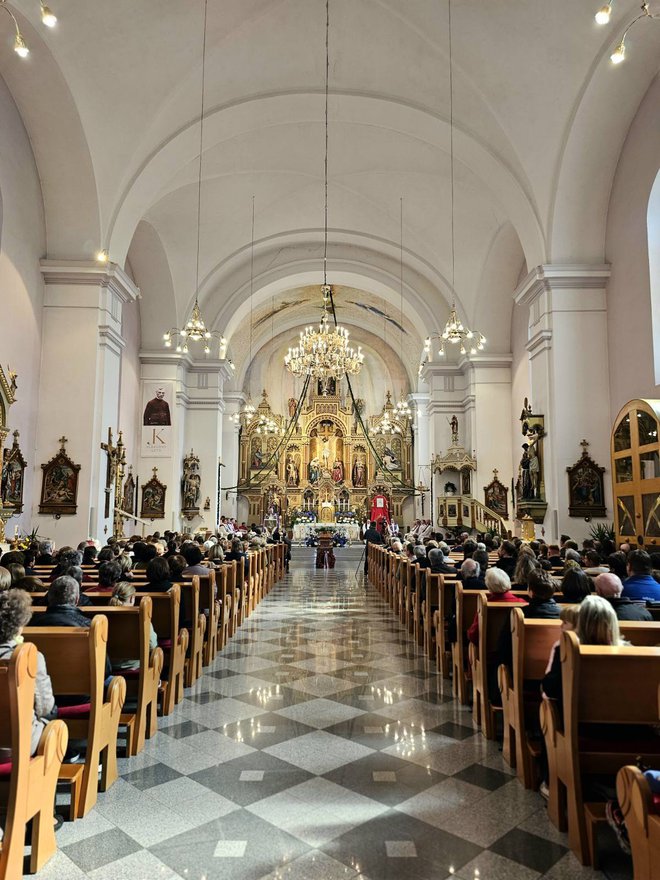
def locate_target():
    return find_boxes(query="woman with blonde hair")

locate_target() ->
[512,552,539,588]
[108,581,157,670]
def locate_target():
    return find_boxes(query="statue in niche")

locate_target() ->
[288,397,297,420]
[332,459,344,484]
[449,415,459,444]
[317,376,336,396]
[321,438,331,472]
[181,450,201,514]
[308,457,321,484]
[527,431,540,499]
[353,398,365,433]
[352,455,366,487]
[286,455,299,487]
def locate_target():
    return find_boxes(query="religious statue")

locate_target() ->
[181,450,201,515]
[527,431,540,499]
[352,455,366,487]
[353,398,365,433]
[519,443,531,499]
[288,397,297,419]
[332,459,344,483]
[308,457,321,484]
[286,455,299,487]
[449,415,459,444]
[318,376,336,396]
[321,438,331,471]
[383,444,399,470]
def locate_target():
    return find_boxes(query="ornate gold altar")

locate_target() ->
[238,385,413,524]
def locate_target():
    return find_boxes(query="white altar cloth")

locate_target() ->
[292,523,361,544]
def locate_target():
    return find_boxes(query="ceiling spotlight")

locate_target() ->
[14,31,29,57]
[610,40,626,62]
[40,2,57,27]
[595,4,612,25]
[96,249,109,263]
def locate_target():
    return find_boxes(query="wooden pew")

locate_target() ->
[216,565,231,650]
[502,617,660,791]
[22,616,126,819]
[426,572,458,674]
[541,631,660,865]
[617,764,660,880]
[451,585,485,704]
[0,643,68,878]
[499,612,560,789]
[176,580,205,687]
[470,594,526,739]
[136,587,188,716]
[81,600,163,756]
[191,572,218,666]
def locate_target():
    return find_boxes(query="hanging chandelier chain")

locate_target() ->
[448,0,455,302]
[194,0,209,304]
[249,195,255,364]
[323,0,330,286]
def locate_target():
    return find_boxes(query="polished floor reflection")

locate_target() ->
[35,548,627,880]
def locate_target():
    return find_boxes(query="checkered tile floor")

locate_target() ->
[36,548,631,880]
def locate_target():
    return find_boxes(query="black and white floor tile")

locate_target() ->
[34,547,632,880]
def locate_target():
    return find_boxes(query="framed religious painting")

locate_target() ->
[567,440,606,518]
[2,430,27,514]
[484,469,508,519]
[140,468,167,519]
[39,437,81,515]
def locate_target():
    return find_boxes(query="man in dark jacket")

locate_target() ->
[595,572,653,621]
[496,540,518,578]
[428,547,458,575]
[363,521,383,574]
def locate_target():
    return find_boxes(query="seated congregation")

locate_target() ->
[367,530,660,877]
[0,528,287,879]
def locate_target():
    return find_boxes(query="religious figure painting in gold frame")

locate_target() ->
[140,468,167,519]
[39,436,80,515]
[484,469,508,519]
[567,439,606,518]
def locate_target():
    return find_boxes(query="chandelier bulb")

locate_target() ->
[40,3,57,27]
[595,4,612,24]
[13,32,29,57]
[610,40,626,63]
[96,249,108,263]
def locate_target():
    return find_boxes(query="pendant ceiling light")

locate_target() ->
[163,0,228,359]
[594,2,660,64]
[420,0,486,372]
[0,0,58,59]
[284,0,364,394]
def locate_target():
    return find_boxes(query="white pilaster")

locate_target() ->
[515,264,612,540]
[36,261,138,545]
[221,392,245,520]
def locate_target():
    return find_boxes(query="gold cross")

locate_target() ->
[58,435,68,449]
[493,468,499,479]
[580,439,590,455]
[152,467,159,478]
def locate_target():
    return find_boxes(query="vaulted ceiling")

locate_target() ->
[2,0,659,379]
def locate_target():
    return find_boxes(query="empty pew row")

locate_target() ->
[0,543,287,876]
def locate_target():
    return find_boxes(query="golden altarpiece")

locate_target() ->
[238,384,413,526]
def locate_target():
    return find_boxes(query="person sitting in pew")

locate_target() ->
[467,568,526,645]
[607,551,628,580]
[495,540,518,578]
[512,550,540,588]
[142,557,174,593]
[89,561,122,594]
[561,568,593,604]
[428,546,457,575]
[623,550,660,602]
[594,572,653,621]
[0,589,55,756]
[542,595,626,706]
[0,566,12,591]
[459,558,484,590]
[108,582,158,671]
[13,575,45,593]
[30,576,112,682]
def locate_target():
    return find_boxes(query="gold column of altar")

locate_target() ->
[237,385,413,525]
[0,366,19,543]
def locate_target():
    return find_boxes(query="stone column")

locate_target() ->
[514,264,612,541]
[184,359,234,532]
[463,355,514,515]
[410,392,430,518]
[35,261,138,545]
[221,392,245,521]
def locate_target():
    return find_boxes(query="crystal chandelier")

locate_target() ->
[373,392,404,435]
[256,414,284,435]
[0,2,58,60]
[594,2,660,64]
[419,0,486,372]
[162,0,227,359]
[284,0,364,393]
[285,285,364,394]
